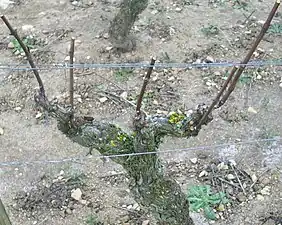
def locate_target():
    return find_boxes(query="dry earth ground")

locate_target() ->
[0,0,282,224]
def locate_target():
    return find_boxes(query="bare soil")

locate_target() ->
[0,0,282,224]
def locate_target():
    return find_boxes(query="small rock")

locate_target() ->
[217,204,225,212]
[21,25,35,33]
[71,188,82,201]
[103,33,109,39]
[42,30,49,34]
[142,220,150,225]
[205,81,212,86]
[260,186,271,195]
[190,158,198,164]
[168,76,175,81]
[279,83,282,88]
[205,56,215,63]
[256,194,264,201]
[153,100,159,105]
[227,174,235,180]
[79,199,88,205]
[217,162,228,170]
[256,74,262,80]
[0,127,4,135]
[199,170,208,177]
[14,106,22,112]
[151,9,158,15]
[71,0,79,6]
[64,55,76,62]
[65,208,72,214]
[175,7,183,12]
[8,42,14,49]
[251,174,258,183]
[120,91,128,99]
[127,204,133,210]
[105,46,113,51]
[248,107,257,114]
[237,192,247,202]
[35,112,42,119]
[228,159,237,166]
[132,203,139,210]
[99,97,108,103]
[214,71,221,76]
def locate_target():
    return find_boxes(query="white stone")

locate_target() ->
[99,97,108,103]
[190,158,198,164]
[71,188,82,201]
[21,25,35,33]
[0,127,4,135]
[248,107,258,114]
[14,106,22,112]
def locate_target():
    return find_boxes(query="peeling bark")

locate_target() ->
[35,94,212,225]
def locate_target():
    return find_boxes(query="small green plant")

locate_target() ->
[187,185,229,220]
[222,72,252,85]
[231,0,249,11]
[85,214,103,225]
[11,35,36,54]
[114,68,133,82]
[268,23,282,34]
[201,25,219,36]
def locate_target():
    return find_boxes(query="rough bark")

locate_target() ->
[109,0,148,52]
[35,94,212,225]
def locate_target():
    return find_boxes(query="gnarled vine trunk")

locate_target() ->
[35,94,212,225]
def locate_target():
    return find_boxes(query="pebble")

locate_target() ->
[71,188,82,201]
[190,158,198,164]
[35,112,42,119]
[103,33,109,39]
[256,74,262,80]
[260,186,271,195]
[199,170,208,177]
[151,9,158,15]
[99,97,108,103]
[256,194,264,201]
[0,127,4,135]
[105,46,113,51]
[142,220,150,225]
[247,107,258,114]
[251,174,258,183]
[120,91,128,99]
[7,42,14,49]
[175,7,183,12]
[279,83,282,88]
[14,106,22,112]
[205,56,215,63]
[237,192,247,202]
[227,174,235,180]
[71,0,79,6]
[21,25,35,33]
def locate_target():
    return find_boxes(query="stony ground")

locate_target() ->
[0,0,282,224]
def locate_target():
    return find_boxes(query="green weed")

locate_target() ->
[268,23,282,34]
[11,35,36,54]
[85,214,103,225]
[187,185,229,220]
[114,68,133,82]
[201,25,219,36]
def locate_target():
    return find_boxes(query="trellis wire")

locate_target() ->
[0,137,280,167]
[0,59,282,72]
